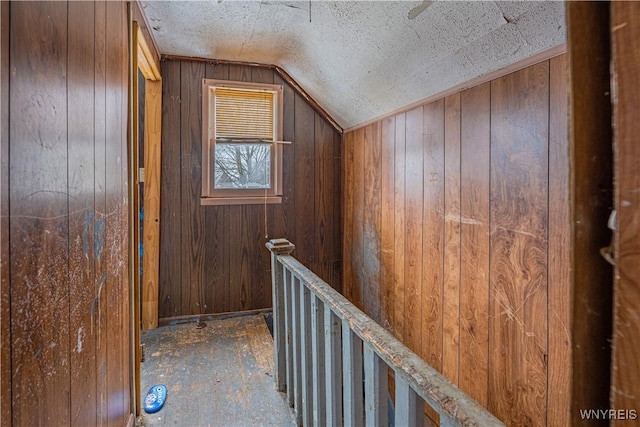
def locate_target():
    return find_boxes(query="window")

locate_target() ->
[201,79,284,205]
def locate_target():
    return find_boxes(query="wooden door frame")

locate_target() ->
[129,2,162,416]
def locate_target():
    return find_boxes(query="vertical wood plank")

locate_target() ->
[0,2,9,424]
[404,106,423,356]
[205,62,230,314]
[159,60,182,318]
[142,79,162,329]
[380,116,395,332]
[324,305,343,426]
[393,113,406,342]
[68,2,97,424]
[105,1,128,422]
[442,94,461,385]
[395,376,424,427]
[364,343,388,427]
[422,99,445,369]
[489,62,549,426]
[363,122,382,323]
[94,2,108,422]
[547,54,570,427]
[611,2,640,422]
[311,294,326,426]
[273,74,295,242]
[343,130,355,302]
[9,2,70,425]
[342,322,364,427]
[315,114,336,284]
[294,93,316,266]
[180,60,205,315]
[351,127,365,309]
[459,82,491,407]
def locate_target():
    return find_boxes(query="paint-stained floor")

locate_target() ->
[140,314,295,427]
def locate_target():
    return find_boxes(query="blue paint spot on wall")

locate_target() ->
[82,209,95,256]
[94,218,105,259]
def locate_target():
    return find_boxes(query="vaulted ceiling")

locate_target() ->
[141,1,566,129]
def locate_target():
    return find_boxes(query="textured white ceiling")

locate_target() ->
[141,1,566,129]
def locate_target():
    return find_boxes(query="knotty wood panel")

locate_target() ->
[344,57,570,426]
[3,2,131,425]
[159,59,342,318]
[611,2,640,422]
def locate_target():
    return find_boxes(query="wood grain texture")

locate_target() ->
[180,61,206,315]
[351,127,365,309]
[363,122,382,323]
[422,99,445,370]
[68,2,97,424]
[142,79,162,329]
[205,62,231,314]
[343,57,570,426]
[9,3,71,424]
[547,54,570,427]
[489,62,549,427]
[393,113,406,342]
[459,82,491,407]
[159,59,341,318]
[380,116,395,331]
[3,2,130,424]
[159,60,183,318]
[443,93,461,385]
[343,130,355,303]
[611,2,640,422]
[404,106,424,357]
[566,4,614,424]
[0,2,10,425]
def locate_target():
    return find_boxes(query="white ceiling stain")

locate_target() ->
[141,0,566,129]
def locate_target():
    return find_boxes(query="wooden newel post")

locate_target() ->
[266,238,295,392]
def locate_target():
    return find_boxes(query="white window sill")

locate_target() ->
[200,196,282,206]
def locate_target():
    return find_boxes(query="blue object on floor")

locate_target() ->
[144,384,167,414]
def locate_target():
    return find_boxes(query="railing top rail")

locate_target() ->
[273,251,504,427]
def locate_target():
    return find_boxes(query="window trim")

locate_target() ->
[201,79,284,205]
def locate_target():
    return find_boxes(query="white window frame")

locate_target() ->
[201,79,284,206]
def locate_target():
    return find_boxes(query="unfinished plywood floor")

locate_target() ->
[140,314,295,427]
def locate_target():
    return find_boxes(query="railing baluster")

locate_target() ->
[343,320,364,427]
[311,294,326,426]
[283,267,294,407]
[364,343,388,426]
[291,275,302,425]
[300,284,313,426]
[395,375,424,427]
[266,239,296,393]
[324,305,342,426]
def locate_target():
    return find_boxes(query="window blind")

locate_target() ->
[215,87,275,141]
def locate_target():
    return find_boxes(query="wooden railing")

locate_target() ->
[267,239,504,427]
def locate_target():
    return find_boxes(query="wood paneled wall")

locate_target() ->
[1,2,131,425]
[343,56,570,426]
[159,60,342,319]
